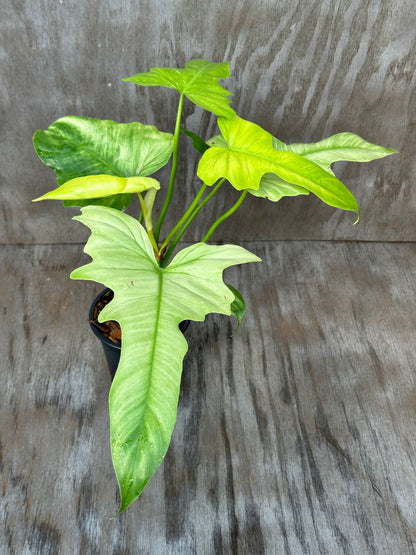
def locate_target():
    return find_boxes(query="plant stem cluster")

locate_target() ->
[138,94,246,268]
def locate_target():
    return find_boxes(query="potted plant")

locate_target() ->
[32,59,396,512]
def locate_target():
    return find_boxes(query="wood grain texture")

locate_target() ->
[1,241,416,553]
[0,0,414,244]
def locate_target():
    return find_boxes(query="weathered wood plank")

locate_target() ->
[1,242,416,553]
[0,0,414,244]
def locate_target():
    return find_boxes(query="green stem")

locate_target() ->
[201,190,247,243]
[155,93,184,242]
[160,179,225,267]
[138,192,159,256]
[160,183,207,251]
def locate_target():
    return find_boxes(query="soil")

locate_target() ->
[90,289,190,347]
[90,289,122,345]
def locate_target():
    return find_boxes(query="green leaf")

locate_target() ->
[250,132,397,202]
[32,175,159,202]
[209,134,307,202]
[124,59,235,118]
[226,284,246,331]
[272,132,398,175]
[198,115,359,218]
[33,116,173,210]
[208,133,308,203]
[207,134,228,148]
[70,205,260,512]
[249,174,310,202]
[181,127,210,155]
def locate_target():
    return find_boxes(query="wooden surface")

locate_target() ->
[1,0,415,244]
[1,241,416,553]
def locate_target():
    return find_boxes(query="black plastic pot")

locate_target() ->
[89,288,190,380]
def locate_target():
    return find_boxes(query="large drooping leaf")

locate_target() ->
[206,127,397,203]
[124,59,235,118]
[70,205,260,512]
[198,115,359,218]
[33,116,173,210]
[271,132,398,175]
[32,175,159,202]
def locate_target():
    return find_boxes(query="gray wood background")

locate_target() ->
[1,0,414,244]
[2,242,416,553]
[2,1,416,553]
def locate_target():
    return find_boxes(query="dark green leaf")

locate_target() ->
[181,127,210,155]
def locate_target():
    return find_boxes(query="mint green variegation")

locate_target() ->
[33,175,159,202]
[198,116,359,217]
[33,116,173,210]
[70,205,260,512]
[124,59,235,118]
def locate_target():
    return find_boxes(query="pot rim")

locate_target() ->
[89,288,121,351]
[89,288,190,351]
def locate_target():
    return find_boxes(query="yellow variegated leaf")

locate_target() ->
[33,175,159,202]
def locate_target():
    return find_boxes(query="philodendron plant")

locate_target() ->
[33,59,396,512]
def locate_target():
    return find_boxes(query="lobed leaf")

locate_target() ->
[33,116,173,210]
[70,205,260,512]
[198,116,359,217]
[124,59,235,118]
[272,132,398,175]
